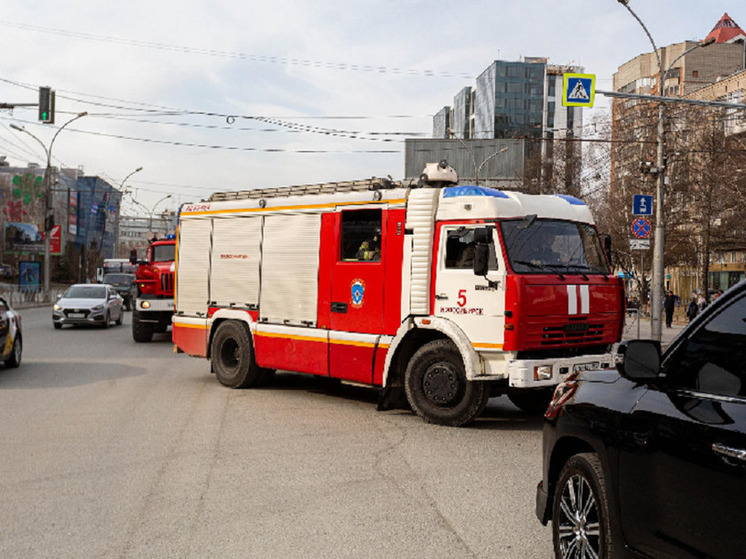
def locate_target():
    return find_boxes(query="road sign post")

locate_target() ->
[633,194,653,216]
[632,218,651,239]
[563,73,596,107]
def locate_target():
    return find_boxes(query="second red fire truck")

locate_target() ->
[172,163,625,426]
[131,236,176,343]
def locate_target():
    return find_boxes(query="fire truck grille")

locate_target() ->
[161,272,174,293]
[524,316,615,348]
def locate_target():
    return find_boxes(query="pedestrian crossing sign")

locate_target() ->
[563,73,596,107]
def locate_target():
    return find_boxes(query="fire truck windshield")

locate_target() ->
[152,243,176,263]
[500,219,608,276]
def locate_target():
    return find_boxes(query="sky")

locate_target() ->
[0,0,741,216]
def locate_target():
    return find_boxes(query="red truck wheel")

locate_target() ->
[404,339,489,427]
[211,321,263,388]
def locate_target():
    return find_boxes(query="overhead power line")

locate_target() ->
[0,19,474,80]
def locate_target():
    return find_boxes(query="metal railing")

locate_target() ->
[624,308,642,340]
[0,285,67,308]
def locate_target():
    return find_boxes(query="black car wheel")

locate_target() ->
[553,453,613,559]
[404,339,489,427]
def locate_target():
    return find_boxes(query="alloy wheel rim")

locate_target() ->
[557,474,601,559]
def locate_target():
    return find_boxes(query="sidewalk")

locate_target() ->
[621,310,686,349]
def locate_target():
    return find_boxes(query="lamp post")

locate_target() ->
[446,128,510,186]
[130,194,172,238]
[115,167,143,256]
[10,111,87,300]
[616,0,714,341]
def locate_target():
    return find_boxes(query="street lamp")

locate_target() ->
[10,111,87,300]
[616,0,714,341]
[130,194,173,237]
[446,128,510,186]
[114,167,143,256]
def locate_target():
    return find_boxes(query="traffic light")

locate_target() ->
[38,86,55,124]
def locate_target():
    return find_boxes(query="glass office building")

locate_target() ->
[475,59,546,139]
[434,57,582,142]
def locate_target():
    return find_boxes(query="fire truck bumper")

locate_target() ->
[135,298,174,314]
[506,353,615,388]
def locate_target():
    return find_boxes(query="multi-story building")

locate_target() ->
[117,212,178,259]
[427,57,584,190]
[613,13,744,98]
[610,13,746,300]
[434,57,583,141]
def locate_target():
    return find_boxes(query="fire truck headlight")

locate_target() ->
[534,365,553,381]
[141,301,151,309]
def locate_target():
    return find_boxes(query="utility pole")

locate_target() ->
[10,111,87,300]
[615,0,714,341]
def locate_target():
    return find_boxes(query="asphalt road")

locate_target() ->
[0,306,553,559]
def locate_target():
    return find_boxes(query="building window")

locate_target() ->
[692,70,699,78]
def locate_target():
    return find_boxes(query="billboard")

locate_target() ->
[4,222,43,253]
[19,261,40,291]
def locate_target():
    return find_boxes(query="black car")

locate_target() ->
[537,281,746,559]
[102,273,137,310]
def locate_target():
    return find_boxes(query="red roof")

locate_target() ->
[706,13,746,44]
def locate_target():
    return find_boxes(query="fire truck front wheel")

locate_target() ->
[211,321,263,389]
[404,339,489,427]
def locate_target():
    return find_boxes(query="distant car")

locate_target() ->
[0,296,21,368]
[102,272,137,311]
[537,280,746,559]
[53,284,124,329]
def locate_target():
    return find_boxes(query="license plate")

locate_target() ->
[573,362,599,372]
[68,313,85,318]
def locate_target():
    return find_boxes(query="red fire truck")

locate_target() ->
[131,236,176,343]
[172,163,624,426]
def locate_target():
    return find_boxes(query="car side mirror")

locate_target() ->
[616,340,661,381]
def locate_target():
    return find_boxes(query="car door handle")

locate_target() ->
[712,443,746,463]
[435,293,448,300]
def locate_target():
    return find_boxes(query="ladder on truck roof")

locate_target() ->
[208,177,417,202]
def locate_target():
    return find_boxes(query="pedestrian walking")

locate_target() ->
[664,290,676,328]
[686,296,699,322]
[697,292,707,313]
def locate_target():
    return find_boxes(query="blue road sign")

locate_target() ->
[563,73,596,107]
[632,218,651,239]
[633,194,653,215]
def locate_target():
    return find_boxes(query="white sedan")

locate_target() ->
[53,284,124,329]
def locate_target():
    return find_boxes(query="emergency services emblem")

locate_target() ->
[350,279,365,309]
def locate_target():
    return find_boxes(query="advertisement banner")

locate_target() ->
[4,222,44,253]
[69,188,78,236]
[19,261,41,291]
[49,224,62,255]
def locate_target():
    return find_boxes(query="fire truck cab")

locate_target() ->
[131,237,176,342]
[173,166,624,426]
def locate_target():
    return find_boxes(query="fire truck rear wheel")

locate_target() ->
[211,321,263,389]
[404,339,489,427]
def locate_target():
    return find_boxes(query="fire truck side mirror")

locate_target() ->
[600,234,613,267]
[473,227,493,277]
